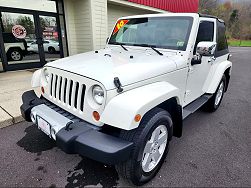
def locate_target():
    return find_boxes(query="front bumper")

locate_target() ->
[20,90,133,165]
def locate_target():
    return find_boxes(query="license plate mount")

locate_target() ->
[37,116,51,136]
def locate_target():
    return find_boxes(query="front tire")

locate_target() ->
[204,75,226,112]
[115,108,173,185]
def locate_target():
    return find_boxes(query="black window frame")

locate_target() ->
[215,20,229,57]
[193,20,215,54]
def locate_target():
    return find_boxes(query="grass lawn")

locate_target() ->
[228,39,251,47]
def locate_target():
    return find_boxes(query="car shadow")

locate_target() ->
[16,125,119,187]
[66,157,119,188]
[17,124,56,155]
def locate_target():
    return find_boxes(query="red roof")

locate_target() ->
[128,0,199,13]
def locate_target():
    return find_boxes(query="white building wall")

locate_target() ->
[64,0,93,55]
[90,0,108,50]
[0,0,57,13]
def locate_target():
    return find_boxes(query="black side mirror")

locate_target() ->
[106,37,109,44]
[191,54,202,65]
[191,59,201,65]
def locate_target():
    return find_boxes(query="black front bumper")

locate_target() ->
[20,90,133,165]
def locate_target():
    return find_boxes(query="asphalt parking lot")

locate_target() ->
[0,47,250,187]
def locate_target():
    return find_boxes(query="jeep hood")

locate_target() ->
[46,48,178,90]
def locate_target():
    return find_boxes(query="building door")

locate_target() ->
[38,14,62,62]
[0,8,63,71]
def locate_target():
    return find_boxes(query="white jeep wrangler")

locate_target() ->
[21,13,232,185]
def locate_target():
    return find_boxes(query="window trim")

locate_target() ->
[215,20,229,57]
[193,19,216,54]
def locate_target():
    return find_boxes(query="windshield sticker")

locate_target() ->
[177,41,184,47]
[112,20,129,35]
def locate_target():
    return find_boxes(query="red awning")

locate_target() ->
[128,0,199,13]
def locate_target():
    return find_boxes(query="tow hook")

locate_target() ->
[65,121,74,131]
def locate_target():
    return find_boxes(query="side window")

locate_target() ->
[217,21,228,51]
[194,21,214,53]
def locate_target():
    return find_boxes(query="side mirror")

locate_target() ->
[191,42,217,66]
[106,37,109,44]
[196,41,217,57]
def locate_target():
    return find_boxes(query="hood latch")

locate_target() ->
[114,77,123,93]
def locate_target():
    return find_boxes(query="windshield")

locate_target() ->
[109,16,193,51]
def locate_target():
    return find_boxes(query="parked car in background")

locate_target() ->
[28,40,59,54]
[25,38,36,48]
[3,33,28,61]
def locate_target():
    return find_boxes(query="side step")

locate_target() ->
[183,94,213,119]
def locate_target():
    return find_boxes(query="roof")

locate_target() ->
[127,0,199,13]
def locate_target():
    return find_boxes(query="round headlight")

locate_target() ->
[92,85,104,105]
[43,68,50,82]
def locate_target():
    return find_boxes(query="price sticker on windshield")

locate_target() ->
[112,20,129,35]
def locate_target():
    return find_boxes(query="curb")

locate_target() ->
[0,114,24,129]
[0,117,13,129]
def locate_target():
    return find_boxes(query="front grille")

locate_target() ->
[49,73,86,112]
[42,98,100,130]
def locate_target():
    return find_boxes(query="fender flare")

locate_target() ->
[203,60,232,94]
[100,82,181,130]
[31,69,42,88]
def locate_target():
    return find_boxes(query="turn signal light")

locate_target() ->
[93,111,100,121]
[134,114,141,122]
[41,87,45,94]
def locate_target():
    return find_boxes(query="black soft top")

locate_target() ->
[198,13,225,23]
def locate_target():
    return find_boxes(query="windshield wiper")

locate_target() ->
[109,42,128,51]
[150,46,163,56]
[133,44,163,56]
[120,44,128,51]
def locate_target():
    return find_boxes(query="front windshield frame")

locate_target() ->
[108,16,194,51]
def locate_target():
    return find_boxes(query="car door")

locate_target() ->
[184,18,216,105]
[43,41,50,52]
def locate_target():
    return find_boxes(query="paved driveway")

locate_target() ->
[0,47,250,187]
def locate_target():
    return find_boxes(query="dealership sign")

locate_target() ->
[12,25,27,39]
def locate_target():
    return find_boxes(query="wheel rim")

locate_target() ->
[11,51,21,61]
[49,48,54,53]
[142,125,168,173]
[215,81,224,106]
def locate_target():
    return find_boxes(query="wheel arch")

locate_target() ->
[156,97,183,138]
[100,82,182,132]
[7,46,22,53]
[204,60,232,94]
[224,67,231,92]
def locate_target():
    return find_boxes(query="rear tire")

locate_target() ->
[48,47,56,54]
[7,48,23,61]
[203,75,226,112]
[115,108,173,186]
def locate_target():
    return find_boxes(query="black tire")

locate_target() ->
[48,47,56,54]
[7,48,23,61]
[203,74,226,112]
[115,107,173,186]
